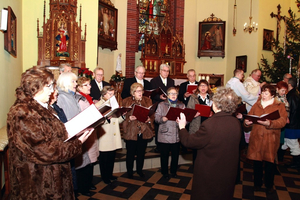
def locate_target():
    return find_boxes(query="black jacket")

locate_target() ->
[150,76,175,103]
[121,77,151,99]
[178,81,198,106]
[286,88,300,129]
[90,79,110,100]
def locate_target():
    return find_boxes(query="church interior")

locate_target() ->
[1,0,300,199]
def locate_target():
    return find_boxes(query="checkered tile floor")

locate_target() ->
[78,150,300,200]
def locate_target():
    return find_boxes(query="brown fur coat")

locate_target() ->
[7,90,82,199]
[122,96,154,140]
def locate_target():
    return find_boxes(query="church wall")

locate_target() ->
[0,0,23,128]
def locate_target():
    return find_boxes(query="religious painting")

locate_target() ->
[263,29,273,51]
[236,55,247,73]
[4,6,17,57]
[98,0,118,51]
[55,22,69,57]
[198,20,226,58]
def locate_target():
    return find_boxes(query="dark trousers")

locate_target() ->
[125,135,148,175]
[98,150,116,182]
[160,142,180,175]
[253,160,275,189]
[76,164,94,193]
[192,149,197,165]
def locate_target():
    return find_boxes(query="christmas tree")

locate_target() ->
[259,6,300,83]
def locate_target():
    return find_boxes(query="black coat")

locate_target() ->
[150,76,175,103]
[90,79,110,100]
[178,81,198,106]
[286,88,300,129]
[121,77,151,99]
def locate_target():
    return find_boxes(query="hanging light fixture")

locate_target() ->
[233,0,237,35]
[244,0,258,33]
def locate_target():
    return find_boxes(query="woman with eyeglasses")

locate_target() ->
[7,67,92,199]
[73,77,99,195]
[122,83,154,178]
[187,80,213,163]
[155,87,185,179]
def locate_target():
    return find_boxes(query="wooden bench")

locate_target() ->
[0,126,9,200]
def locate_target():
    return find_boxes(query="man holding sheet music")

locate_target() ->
[150,64,175,103]
[121,66,151,99]
[178,69,198,106]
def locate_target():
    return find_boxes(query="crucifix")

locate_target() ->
[270,4,285,41]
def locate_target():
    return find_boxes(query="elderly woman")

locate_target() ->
[97,86,124,184]
[245,84,287,194]
[74,77,99,195]
[122,83,154,178]
[177,87,241,200]
[56,72,82,196]
[187,80,212,163]
[7,67,91,199]
[155,87,184,179]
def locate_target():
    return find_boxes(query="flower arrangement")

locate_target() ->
[110,74,126,82]
[78,67,93,80]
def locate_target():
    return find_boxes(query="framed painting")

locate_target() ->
[4,6,17,56]
[98,0,118,51]
[236,55,247,73]
[198,19,225,58]
[263,29,273,51]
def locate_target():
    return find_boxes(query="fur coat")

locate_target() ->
[7,91,82,199]
[122,96,154,140]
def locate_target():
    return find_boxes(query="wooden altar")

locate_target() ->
[37,0,86,68]
[140,14,186,78]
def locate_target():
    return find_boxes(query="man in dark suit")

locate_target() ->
[121,65,151,99]
[150,63,175,103]
[178,69,198,106]
[90,67,110,100]
[151,63,175,152]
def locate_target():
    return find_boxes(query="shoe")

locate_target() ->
[103,179,111,184]
[254,186,264,192]
[127,173,133,179]
[81,191,91,196]
[171,173,177,178]
[266,188,275,194]
[90,185,97,190]
[110,176,118,181]
[163,174,170,180]
[154,147,160,153]
[137,172,145,178]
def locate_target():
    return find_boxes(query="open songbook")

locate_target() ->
[195,104,211,118]
[186,84,198,94]
[64,104,104,142]
[243,110,280,124]
[131,102,159,123]
[144,87,167,98]
[96,96,132,118]
[165,107,198,122]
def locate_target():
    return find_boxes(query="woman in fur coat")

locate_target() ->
[7,67,91,199]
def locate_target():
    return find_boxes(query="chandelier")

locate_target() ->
[244,0,258,33]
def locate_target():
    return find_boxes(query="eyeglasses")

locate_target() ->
[168,93,178,95]
[46,83,54,90]
[134,90,143,93]
[136,72,145,75]
[199,84,208,87]
[161,69,170,73]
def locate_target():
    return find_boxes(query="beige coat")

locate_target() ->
[97,98,124,152]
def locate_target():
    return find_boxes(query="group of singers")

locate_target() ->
[7,63,294,200]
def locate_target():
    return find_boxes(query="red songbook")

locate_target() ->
[243,110,280,124]
[186,84,198,94]
[106,106,133,118]
[195,104,211,118]
[132,102,159,123]
[165,107,198,122]
[144,87,167,98]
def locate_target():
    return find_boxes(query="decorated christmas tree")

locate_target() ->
[259,6,300,83]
